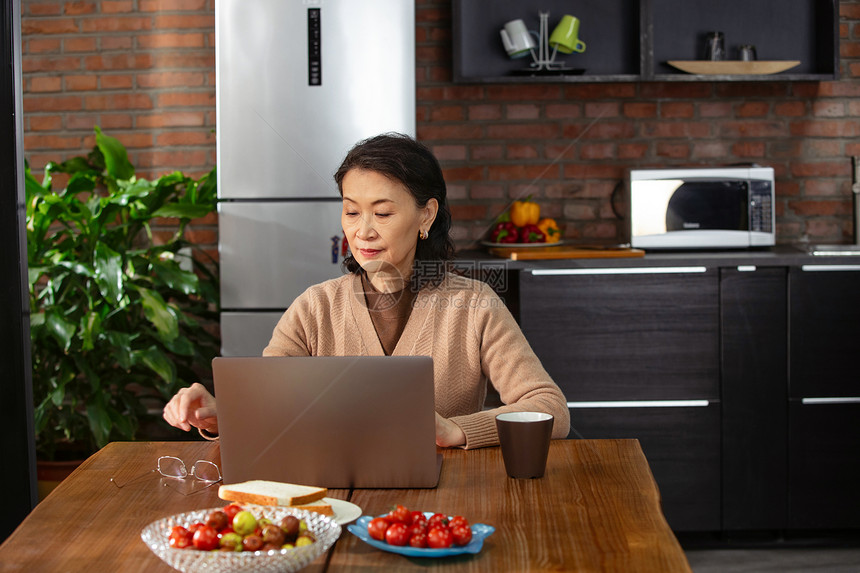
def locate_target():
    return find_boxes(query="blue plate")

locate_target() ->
[347,512,495,558]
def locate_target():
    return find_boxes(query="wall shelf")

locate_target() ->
[452,0,838,83]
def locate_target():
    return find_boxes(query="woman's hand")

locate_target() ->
[163,383,219,435]
[435,412,465,448]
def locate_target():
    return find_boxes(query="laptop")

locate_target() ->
[212,355,442,488]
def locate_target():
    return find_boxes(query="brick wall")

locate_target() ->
[21,0,860,249]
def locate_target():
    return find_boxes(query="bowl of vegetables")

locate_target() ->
[141,503,341,573]
[483,196,563,247]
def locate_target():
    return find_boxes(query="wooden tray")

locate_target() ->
[667,60,800,75]
[488,245,645,260]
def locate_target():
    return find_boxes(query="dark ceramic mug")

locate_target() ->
[495,412,554,479]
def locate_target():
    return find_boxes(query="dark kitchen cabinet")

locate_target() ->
[787,265,860,529]
[518,266,720,531]
[720,267,788,531]
[452,0,838,83]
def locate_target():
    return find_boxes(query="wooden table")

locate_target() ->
[0,439,691,572]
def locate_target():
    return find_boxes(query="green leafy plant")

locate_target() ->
[26,127,219,460]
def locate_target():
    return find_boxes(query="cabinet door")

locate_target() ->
[720,267,787,530]
[519,267,720,401]
[788,401,860,528]
[569,403,720,531]
[789,266,860,397]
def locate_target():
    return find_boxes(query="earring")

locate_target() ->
[418,229,429,240]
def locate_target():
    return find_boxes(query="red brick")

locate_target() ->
[24,134,83,149]
[23,55,81,73]
[448,204,487,220]
[104,132,153,148]
[63,37,97,52]
[442,166,484,181]
[643,122,711,138]
[486,85,562,101]
[99,113,133,129]
[29,115,63,131]
[563,203,597,220]
[27,38,61,53]
[64,1,96,15]
[699,102,732,118]
[736,102,770,117]
[139,0,207,11]
[469,185,504,199]
[585,102,619,118]
[154,14,215,28]
[717,83,790,98]
[840,41,860,58]
[656,142,690,159]
[65,74,98,90]
[416,6,449,23]
[546,104,581,119]
[486,123,559,140]
[135,149,211,169]
[79,16,151,32]
[618,143,648,159]
[808,81,860,97]
[581,143,615,160]
[565,84,636,99]
[184,228,217,244]
[151,52,215,69]
[506,104,540,120]
[136,111,205,128]
[416,45,448,64]
[101,37,133,50]
[544,143,578,161]
[805,218,843,239]
[430,145,467,161]
[487,164,559,181]
[563,164,625,179]
[158,91,215,107]
[470,145,504,160]
[623,102,657,118]
[732,141,766,158]
[85,93,154,110]
[843,4,860,18]
[85,53,152,70]
[812,101,846,117]
[27,3,63,16]
[806,140,842,158]
[790,161,850,178]
[640,83,712,99]
[137,71,205,88]
[775,101,806,117]
[23,95,83,112]
[769,140,803,159]
[430,105,464,122]
[101,0,134,13]
[570,121,636,140]
[507,144,539,159]
[805,180,847,197]
[100,74,134,89]
[30,76,62,92]
[720,121,788,138]
[22,18,79,34]
[468,104,502,121]
[418,124,483,140]
[692,141,730,159]
[65,113,99,130]
[137,33,206,49]
[661,102,694,119]
[790,120,860,137]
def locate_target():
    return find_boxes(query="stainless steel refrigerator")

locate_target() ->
[216,0,416,356]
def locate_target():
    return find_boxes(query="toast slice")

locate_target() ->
[218,480,328,506]
[293,499,335,516]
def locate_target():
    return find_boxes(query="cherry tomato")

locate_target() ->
[451,523,473,546]
[427,513,448,529]
[222,503,243,521]
[410,511,427,528]
[187,522,206,535]
[427,526,453,549]
[367,517,390,541]
[407,522,426,538]
[168,525,192,549]
[409,531,428,548]
[387,504,412,525]
[192,524,219,551]
[449,515,469,529]
[385,522,410,546]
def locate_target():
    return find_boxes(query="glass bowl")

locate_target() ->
[141,506,342,573]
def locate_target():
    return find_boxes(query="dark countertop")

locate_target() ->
[454,244,860,270]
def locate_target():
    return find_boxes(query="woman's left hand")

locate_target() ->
[435,412,466,447]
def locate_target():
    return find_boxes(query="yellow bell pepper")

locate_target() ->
[537,218,561,243]
[510,197,540,227]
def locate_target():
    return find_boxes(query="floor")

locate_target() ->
[680,533,860,572]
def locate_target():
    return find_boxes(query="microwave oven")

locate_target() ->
[628,166,775,249]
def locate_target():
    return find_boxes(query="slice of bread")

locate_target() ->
[293,499,334,516]
[218,480,328,506]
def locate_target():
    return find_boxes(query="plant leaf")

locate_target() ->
[94,242,124,305]
[151,258,199,294]
[135,345,177,385]
[105,331,133,369]
[85,396,112,448]
[135,286,179,342]
[94,126,134,180]
[152,204,213,219]
[46,309,76,351]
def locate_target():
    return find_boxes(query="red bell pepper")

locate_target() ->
[518,224,546,243]
[489,221,519,243]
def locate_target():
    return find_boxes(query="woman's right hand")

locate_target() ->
[163,383,219,435]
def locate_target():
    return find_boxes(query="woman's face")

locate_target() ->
[341,168,437,288]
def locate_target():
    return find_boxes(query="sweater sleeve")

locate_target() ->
[449,283,570,449]
[262,288,315,357]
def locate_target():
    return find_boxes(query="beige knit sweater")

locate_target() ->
[263,272,570,449]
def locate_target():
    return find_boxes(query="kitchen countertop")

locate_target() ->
[454,244,860,270]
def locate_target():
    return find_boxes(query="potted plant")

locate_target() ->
[26,127,220,464]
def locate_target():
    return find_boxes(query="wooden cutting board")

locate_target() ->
[488,245,645,260]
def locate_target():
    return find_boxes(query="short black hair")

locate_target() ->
[334,133,455,289]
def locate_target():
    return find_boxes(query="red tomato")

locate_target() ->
[409,531,428,548]
[385,522,410,546]
[410,511,427,527]
[427,526,453,549]
[192,525,219,551]
[407,522,426,538]
[168,526,192,549]
[367,517,390,542]
[449,515,469,529]
[187,522,206,535]
[222,503,243,521]
[451,523,473,546]
[427,513,448,530]
[387,504,412,525]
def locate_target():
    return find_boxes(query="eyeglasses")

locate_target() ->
[110,456,222,495]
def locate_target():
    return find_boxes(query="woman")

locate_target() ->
[163,133,569,448]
